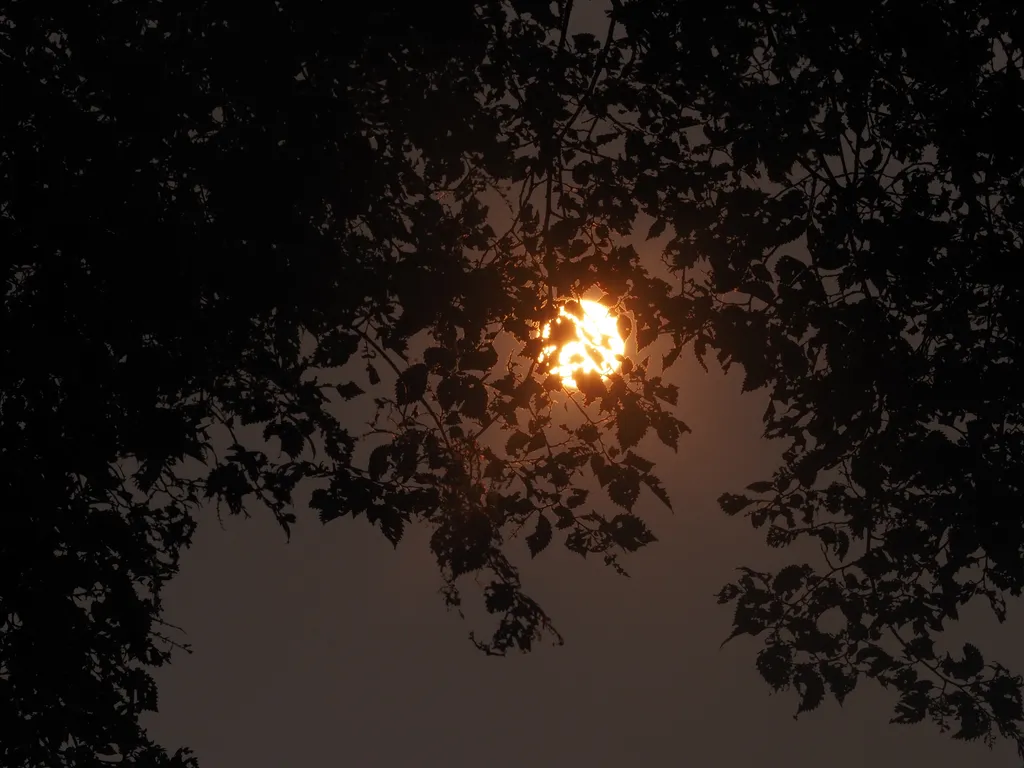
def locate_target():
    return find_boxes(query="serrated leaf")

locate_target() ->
[460,378,488,420]
[651,411,680,450]
[718,492,755,515]
[958,643,985,679]
[636,323,658,351]
[623,451,655,473]
[566,488,588,509]
[396,363,428,405]
[794,666,825,715]
[891,693,929,725]
[606,513,656,551]
[460,344,499,372]
[821,662,858,706]
[646,218,667,240]
[739,280,775,304]
[643,475,672,510]
[527,430,546,453]
[526,513,553,557]
[756,644,793,691]
[336,382,364,400]
[616,398,648,449]
[263,421,303,460]
[616,314,632,340]
[424,346,457,373]
[543,373,563,391]
[368,444,391,481]
[437,377,459,411]
[575,369,606,403]
[607,469,641,511]
[368,506,405,548]
[772,564,807,596]
[506,431,530,453]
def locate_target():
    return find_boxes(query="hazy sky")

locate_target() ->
[142,3,1023,766]
[143,334,1023,767]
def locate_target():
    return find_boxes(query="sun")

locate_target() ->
[537,299,627,388]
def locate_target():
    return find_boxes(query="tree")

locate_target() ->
[2,0,1022,765]
[609,0,1024,755]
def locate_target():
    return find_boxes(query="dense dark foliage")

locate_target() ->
[2,0,1022,764]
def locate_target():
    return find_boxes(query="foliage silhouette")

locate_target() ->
[610,3,1024,755]
[2,0,1023,764]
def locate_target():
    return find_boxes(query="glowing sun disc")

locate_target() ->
[537,299,626,388]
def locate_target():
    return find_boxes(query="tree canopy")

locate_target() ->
[2,0,1022,764]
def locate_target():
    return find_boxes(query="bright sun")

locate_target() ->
[538,299,626,388]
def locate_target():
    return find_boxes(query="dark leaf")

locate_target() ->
[506,431,531,454]
[616,398,648,449]
[460,379,489,421]
[756,644,793,691]
[370,507,405,548]
[575,370,606,403]
[651,412,680,450]
[367,363,381,386]
[336,382,365,400]
[772,564,807,596]
[396,364,429,405]
[607,469,641,511]
[368,444,391,481]
[566,488,588,509]
[636,323,658,351]
[794,666,826,715]
[577,423,600,443]
[623,451,655,473]
[642,475,672,510]
[646,218,667,240]
[526,513,553,557]
[460,345,499,372]
[606,513,657,552]
[424,346,458,373]
[718,492,755,516]
[527,430,547,453]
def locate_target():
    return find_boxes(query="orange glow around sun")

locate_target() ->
[537,299,627,388]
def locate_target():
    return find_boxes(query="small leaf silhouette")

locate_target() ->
[336,382,364,400]
[566,488,588,509]
[606,513,656,551]
[607,469,641,511]
[646,218,667,240]
[424,346,457,373]
[396,364,428,405]
[575,370,606,403]
[527,430,546,453]
[642,475,672,510]
[459,378,488,421]
[718,492,755,515]
[651,412,680,450]
[772,564,807,596]
[616,398,648,449]
[460,344,499,372]
[756,644,793,691]
[794,667,826,715]
[526,513,552,557]
[368,444,391,481]
[506,431,531,454]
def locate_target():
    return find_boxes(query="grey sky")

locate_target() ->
[143,335,1023,766]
